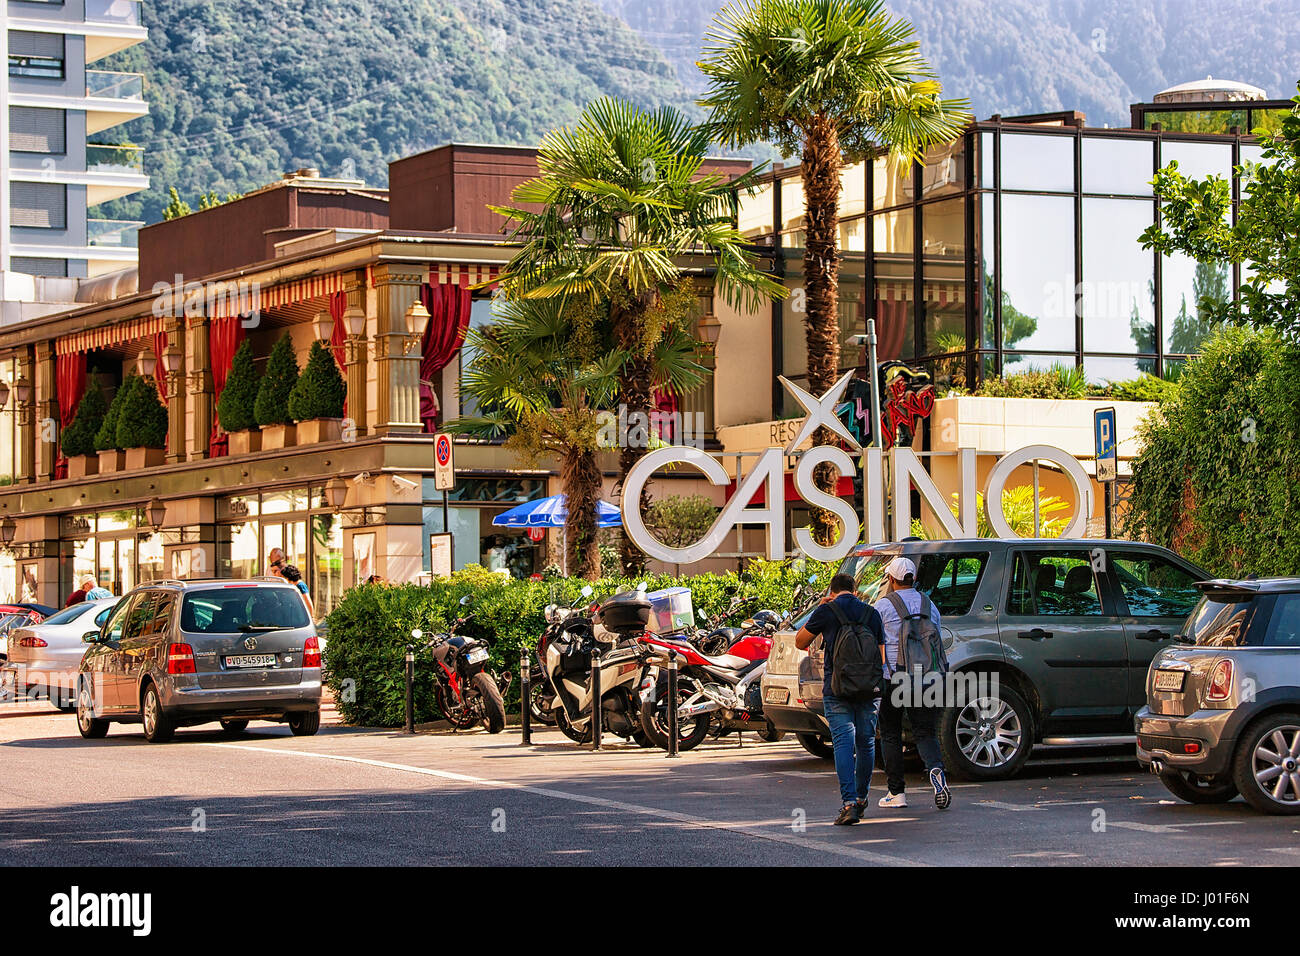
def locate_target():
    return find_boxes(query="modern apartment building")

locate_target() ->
[2,0,149,301]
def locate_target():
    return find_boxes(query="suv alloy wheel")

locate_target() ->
[940,682,1035,780]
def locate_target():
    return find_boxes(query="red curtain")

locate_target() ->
[874,298,909,362]
[328,291,347,371]
[153,331,168,404]
[417,279,472,433]
[650,387,679,442]
[208,316,246,458]
[55,351,88,478]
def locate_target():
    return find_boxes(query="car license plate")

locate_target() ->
[226,654,276,669]
[764,686,790,705]
[466,648,489,664]
[1154,669,1186,692]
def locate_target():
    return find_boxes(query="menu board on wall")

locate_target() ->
[429,533,453,579]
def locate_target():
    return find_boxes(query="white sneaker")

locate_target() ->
[878,791,908,808]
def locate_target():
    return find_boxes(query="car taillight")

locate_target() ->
[1206,659,1234,702]
[18,636,47,648]
[166,642,196,675]
[302,636,321,668]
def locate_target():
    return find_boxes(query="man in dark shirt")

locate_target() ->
[796,573,885,825]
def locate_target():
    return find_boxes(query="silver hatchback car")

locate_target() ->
[76,578,322,743]
[1137,577,1300,814]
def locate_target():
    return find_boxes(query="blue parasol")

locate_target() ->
[492,493,622,529]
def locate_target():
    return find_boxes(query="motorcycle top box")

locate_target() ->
[646,587,695,637]
[597,591,652,637]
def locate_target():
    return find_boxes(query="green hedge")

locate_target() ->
[254,335,299,426]
[321,560,833,727]
[115,375,168,449]
[287,340,345,421]
[61,385,106,457]
[1124,326,1300,576]
[217,339,259,432]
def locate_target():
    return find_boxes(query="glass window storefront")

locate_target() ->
[1162,253,1229,355]
[425,477,549,578]
[1082,198,1155,355]
[1000,132,1074,192]
[1161,141,1233,184]
[1082,137,1154,195]
[998,194,1075,353]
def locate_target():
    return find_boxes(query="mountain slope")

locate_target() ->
[99,0,689,225]
[597,0,1300,128]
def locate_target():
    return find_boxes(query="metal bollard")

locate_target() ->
[404,644,415,735]
[590,646,602,751]
[520,645,532,746]
[666,652,679,758]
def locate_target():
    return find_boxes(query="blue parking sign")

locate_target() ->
[1094,407,1117,482]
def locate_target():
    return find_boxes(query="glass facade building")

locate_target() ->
[737,106,1284,400]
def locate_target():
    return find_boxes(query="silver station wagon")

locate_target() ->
[1138,577,1300,815]
[76,578,322,742]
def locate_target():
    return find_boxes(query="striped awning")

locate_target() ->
[431,263,500,287]
[209,272,347,318]
[56,315,164,356]
[875,279,965,306]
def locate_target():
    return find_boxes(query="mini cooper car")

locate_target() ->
[1137,577,1300,815]
[76,578,321,742]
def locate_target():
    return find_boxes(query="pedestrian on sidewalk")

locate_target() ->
[874,556,952,811]
[279,563,316,620]
[795,572,886,826]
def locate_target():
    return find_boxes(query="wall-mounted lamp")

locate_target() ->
[0,515,16,549]
[696,313,722,350]
[312,310,333,343]
[162,345,183,376]
[145,497,167,531]
[403,302,431,353]
[13,376,32,406]
[323,476,349,511]
[136,350,158,379]
[344,306,366,338]
[0,381,10,409]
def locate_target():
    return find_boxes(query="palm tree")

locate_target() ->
[446,297,706,579]
[699,0,969,542]
[492,97,784,573]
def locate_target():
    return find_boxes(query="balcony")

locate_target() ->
[87,219,144,249]
[85,0,143,28]
[86,144,145,175]
[86,70,144,102]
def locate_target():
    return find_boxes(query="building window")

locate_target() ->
[0,358,19,485]
[8,31,65,79]
[9,106,66,154]
[1160,141,1233,184]
[11,256,67,277]
[1081,136,1153,196]
[10,183,67,229]
[999,133,1075,193]
[1081,198,1156,355]
[997,194,1075,353]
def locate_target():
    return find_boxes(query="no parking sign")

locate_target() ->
[434,433,455,491]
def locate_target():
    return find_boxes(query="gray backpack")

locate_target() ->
[885,592,948,678]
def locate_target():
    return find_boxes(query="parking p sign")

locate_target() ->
[434,433,455,491]
[1094,407,1117,483]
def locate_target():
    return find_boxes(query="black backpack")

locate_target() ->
[827,601,884,702]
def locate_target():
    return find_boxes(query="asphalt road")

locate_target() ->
[1,701,1296,867]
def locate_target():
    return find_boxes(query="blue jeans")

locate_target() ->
[823,693,879,805]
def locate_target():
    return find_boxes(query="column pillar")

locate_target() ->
[342,269,368,438]
[371,264,424,435]
[186,314,212,460]
[31,341,55,482]
[164,314,186,464]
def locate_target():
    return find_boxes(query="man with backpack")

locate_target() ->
[875,557,952,810]
[795,573,886,826]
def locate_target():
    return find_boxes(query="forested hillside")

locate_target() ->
[98,0,689,224]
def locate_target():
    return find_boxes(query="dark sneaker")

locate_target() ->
[930,768,952,810]
[834,803,860,826]
[853,799,868,820]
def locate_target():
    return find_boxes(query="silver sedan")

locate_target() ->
[1,599,118,709]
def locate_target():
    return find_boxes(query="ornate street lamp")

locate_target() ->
[312,310,333,342]
[696,312,722,350]
[0,381,10,409]
[136,349,157,379]
[323,476,348,511]
[145,497,167,531]
[403,302,431,353]
[13,376,32,406]
[162,345,183,376]
[0,515,16,549]
[344,307,366,337]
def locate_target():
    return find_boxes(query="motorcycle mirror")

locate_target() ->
[809,574,818,583]
[411,628,423,641]
[636,581,647,591]
[581,585,594,598]
[459,594,473,606]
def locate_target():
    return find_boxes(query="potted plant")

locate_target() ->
[93,380,127,473]
[287,340,346,444]
[218,339,261,455]
[62,385,106,478]
[254,335,300,450]
[116,374,168,469]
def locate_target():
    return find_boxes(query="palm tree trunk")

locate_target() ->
[802,113,844,547]
[562,447,602,580]
[612,289,656,575]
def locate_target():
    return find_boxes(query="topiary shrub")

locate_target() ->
[287,340,345,421]
[94,380,128,452]
[217,339,259,432]
[61,385,106,457]
[115,374,168,449]
[322,559,833,727]
[254,335,299,426]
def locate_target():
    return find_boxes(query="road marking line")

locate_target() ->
[205,742,926,866]
[976,800,1044,811]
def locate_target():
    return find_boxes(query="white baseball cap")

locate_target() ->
[884,556,917,582]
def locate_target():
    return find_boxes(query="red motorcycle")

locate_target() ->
[637,625,780,751]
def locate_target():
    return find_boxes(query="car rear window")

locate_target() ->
[1182,593,1256,647]
[36,603,96,627]
[181,587,309,633]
